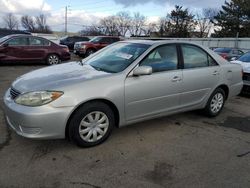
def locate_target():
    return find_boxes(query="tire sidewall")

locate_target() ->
[69,102,115,147]
[206,88,226,117]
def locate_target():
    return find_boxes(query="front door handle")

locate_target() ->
[172,76,182,82]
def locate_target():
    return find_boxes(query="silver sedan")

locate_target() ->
[4,40,243,147]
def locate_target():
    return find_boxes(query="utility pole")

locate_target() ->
[65,6,68,36]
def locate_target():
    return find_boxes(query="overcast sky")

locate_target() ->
[0,0,226,32]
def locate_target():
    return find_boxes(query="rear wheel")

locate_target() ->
[68,102,115,147]
[204,88,225,117]
[47,54,60,65]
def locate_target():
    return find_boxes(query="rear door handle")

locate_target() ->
[172,76,182,82]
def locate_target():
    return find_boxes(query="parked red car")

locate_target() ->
[0,34,70,65]
[74,36,120,57]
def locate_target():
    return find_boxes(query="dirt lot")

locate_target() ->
[0,57,250,188]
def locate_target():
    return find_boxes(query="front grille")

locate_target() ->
[10,87,21,99]
[243,73,250,81]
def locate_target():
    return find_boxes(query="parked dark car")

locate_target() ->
[59,36,89,50]
[74,36,120,57]
[214,48,244,60]
[0,34,70,65]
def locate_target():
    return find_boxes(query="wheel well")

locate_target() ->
[218,84,229,100]
[65,99,120,139]
[86,47,96,52]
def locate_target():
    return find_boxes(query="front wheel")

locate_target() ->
[203,88,226,117]
[85,49,96,57]
[68,102,115,147]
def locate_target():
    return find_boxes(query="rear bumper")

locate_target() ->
[229,82,243,97]
[60,52,71,61]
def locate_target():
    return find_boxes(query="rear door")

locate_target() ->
[180,44,220,107]
[27,37,49,61]
[125,44,183,121]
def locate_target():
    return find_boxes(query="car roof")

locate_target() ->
[3,34,31,38]
[121,39,208,46]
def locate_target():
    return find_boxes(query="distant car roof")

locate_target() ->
[214,48,232,53]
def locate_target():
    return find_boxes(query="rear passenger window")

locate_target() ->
[182,44,217,69]
[140,45,178,72]
[29,38,50,46]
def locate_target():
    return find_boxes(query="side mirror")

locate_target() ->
[3,43,8,47]
[133,66,152,76]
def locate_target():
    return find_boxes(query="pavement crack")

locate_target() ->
[0,127,11,151]
[0,115,12,152]
[237,151,250,157]
[69,181,101,188]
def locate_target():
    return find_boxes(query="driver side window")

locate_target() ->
[140,44,178,73]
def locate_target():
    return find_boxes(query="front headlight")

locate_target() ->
[15,91,63,107]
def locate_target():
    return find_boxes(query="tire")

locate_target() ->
[85,49,96,57]
[203,88,226,117]
[68,102,115,147]
[47,54,60,65]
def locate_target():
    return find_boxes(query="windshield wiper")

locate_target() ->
[90,65,116,73]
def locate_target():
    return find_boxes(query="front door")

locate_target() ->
[1,36,29,62]
[125,44,183,121]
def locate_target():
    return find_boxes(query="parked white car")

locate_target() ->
[231,52,250,92]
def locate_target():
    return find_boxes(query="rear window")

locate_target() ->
[214,48,231,53]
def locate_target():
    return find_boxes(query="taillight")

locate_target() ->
[63,47,69,52]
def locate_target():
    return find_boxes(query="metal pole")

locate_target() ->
[235,32,239,49]
[65,6,67,36]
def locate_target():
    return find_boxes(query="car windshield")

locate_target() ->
[214,48,231,53]
[89,37,102,43]
[0,36,10,44]
[238,53,250,62]
[85,42,150,73]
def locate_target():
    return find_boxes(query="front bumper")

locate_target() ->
[242,80,250,93]
[3,89,74,139]
[74,48,86,55]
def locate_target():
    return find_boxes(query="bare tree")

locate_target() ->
[3,13,19,30]
[141,22,158,36]
[116,11,131,36]
[196,8,218,37]
[79,26,104,36]
[21,15,36,32]
[129,12,146,36]
[35,14,52,33]
[100,16,119,36]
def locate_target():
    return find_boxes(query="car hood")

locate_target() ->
[231,60,250,72]
[12,62,110,92]
[75,41,93,45]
